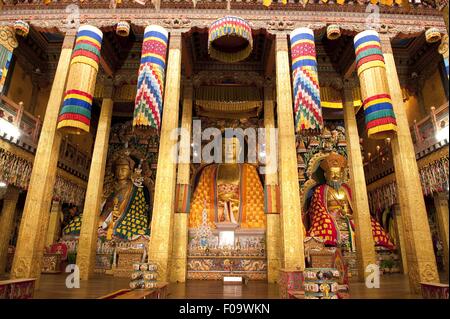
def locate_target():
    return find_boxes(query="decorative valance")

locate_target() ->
[195,86,262,114]
[320,86,362,110]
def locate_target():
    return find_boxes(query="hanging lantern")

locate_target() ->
[326,25,341,40]
[13,20,29,37]
[133,25,168,130]
[208,16,253,63]
[116,21,130,37]
[290,27,323,134]
[57,25,103,135]
[354,30,397,140]
[425,28,441,43]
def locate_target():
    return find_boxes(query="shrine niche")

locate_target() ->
[94,120,159,276]
[187,125,267,280]
[298,122,399,278]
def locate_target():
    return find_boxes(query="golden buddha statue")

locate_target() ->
[307,152,394,251]
[98,155,150,241]
[189,137,266,229]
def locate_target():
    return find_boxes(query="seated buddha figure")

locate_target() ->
[189,137,266,230]
[98,155,150,241]
[307,152,394,251]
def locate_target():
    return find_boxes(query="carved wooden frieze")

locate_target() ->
[0,5,446,37]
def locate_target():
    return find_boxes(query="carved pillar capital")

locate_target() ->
[379,33,394,54]
[62,29,77,49]
[169,32,182,50]
[275,33,289,52]
[103,82,115,100]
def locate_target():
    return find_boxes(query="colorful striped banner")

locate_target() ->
[133,25,168,130]
[354,30,397,139]
[290,28,323,134]
[175,184,191,213]
[264,184,278,214]
[57,25,103,135]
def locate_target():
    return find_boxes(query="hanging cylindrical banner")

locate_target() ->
[290,28,323,134]
[354,30,397,140]
[57,25,103,135]
[133,25,168,130]
[208,16,253,63]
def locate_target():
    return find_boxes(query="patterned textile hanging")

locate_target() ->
[290,28,323,134]
[0,26,18,94]
[0,148,86,206]
[354,30,397,140]
[133,25,168,130]
[0,49,13,95]
[208,16,253,63]
[57,25,103,135]
[420,156,449,196]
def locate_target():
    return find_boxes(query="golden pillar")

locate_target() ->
[0,187,20,275]
[11,31,76,284]
[342,80,377,281]
[77,86,114,280]
[433,192,449,278]
[381,34,439,292]
[264,85,281,283]
[275,33,305,270]
[45,200,63,247]
[170,82,192,282]
[148,32,182,282]
[393,204,408,274]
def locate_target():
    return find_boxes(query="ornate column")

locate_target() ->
[433,192,449,278]
[342,80,377,282]
[274,33,305,271]
[11,30,76,285]
[0,187,20,275]
[45,200,62,247]
[380,34,439,292]
[77,84,114,280]
[147,32,182,281]
[264,85,281,283]
[393,204,408,274]
[170,81,192,283]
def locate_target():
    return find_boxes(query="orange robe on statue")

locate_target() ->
[188,164,266,229]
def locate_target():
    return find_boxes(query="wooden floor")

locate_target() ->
[30,273,426,299]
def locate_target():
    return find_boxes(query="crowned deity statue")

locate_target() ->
[188,137,266,230]
[98,155,151,241]
[307,152,394,251]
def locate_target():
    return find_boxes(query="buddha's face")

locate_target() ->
[115,164,132,181]
[324,166,344,189]
[224,138,240,163]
